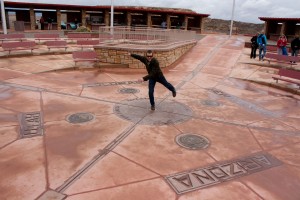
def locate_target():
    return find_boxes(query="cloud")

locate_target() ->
[241,0,271,9]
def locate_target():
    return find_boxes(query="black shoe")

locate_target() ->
[172,89,176,97]
[151,105,155,110]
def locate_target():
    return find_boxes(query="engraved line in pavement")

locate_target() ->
[55,124,138,193]
[1,82,45,92]
[84,81,140,88]
[177,40,226,91]
[156,41,227,109]
[209,88,281,118]
[193,115,300,136]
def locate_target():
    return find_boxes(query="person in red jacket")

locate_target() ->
[277,35,288,55]
[130,50,176,111]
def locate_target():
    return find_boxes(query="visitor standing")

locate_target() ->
[74,18,79,29]
[40,16,45,30]
[277,35,288,55]
[161,21,167,29]
[47,17,53,30]
[257,32,267,61]
[250,33,258,59]
[291,35,300,57]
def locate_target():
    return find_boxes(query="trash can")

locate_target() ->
[14,21,25,31]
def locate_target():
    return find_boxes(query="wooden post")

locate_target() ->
[57,9,61,30]
[81,9,86,27]
[167,14,171,29]
[127,12,131,26]
[147,13,152,28]
[30,7,35,30]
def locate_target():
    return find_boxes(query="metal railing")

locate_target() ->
[98,26,197,44]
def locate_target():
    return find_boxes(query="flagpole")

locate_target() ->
[229,0,235,37]
[110,0,114,35]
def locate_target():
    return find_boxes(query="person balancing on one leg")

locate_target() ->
[130,50,176,110]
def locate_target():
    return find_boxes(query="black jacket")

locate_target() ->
[131,54,163,81]
[251,36,258,48]
[291,37,300,50]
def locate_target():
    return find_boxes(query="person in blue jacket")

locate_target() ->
[257,32,267,61]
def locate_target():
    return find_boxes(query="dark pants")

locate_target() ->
[250,46,257,58]
[292,49,299,57]
[148,75,175,106]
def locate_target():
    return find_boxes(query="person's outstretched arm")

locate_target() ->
[130,53,147,65]
[129,53,147,82]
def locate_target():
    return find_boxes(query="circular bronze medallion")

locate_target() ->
[119,88,139,94]
[66,112,95,124]
[175,133,210,150]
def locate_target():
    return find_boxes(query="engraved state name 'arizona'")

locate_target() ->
[165,153,282,194]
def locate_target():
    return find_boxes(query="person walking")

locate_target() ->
[277,35,288,55]
[130,50,176,111]
[250,33,258,59]
[257,32,267,61]
[291,35,300,58]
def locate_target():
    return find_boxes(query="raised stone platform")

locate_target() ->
[94,40,197,68]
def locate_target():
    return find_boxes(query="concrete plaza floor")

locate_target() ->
[0,35,300,200]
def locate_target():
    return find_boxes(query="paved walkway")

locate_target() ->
[0,35,300,200]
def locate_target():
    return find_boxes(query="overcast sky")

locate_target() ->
[7,0,300,24]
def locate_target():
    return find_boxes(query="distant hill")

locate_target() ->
[203,18,264,35]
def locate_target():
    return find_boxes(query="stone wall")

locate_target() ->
[94,41,196,69]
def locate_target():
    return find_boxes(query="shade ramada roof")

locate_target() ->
[259,17,300,22]
[4,1,210,17]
